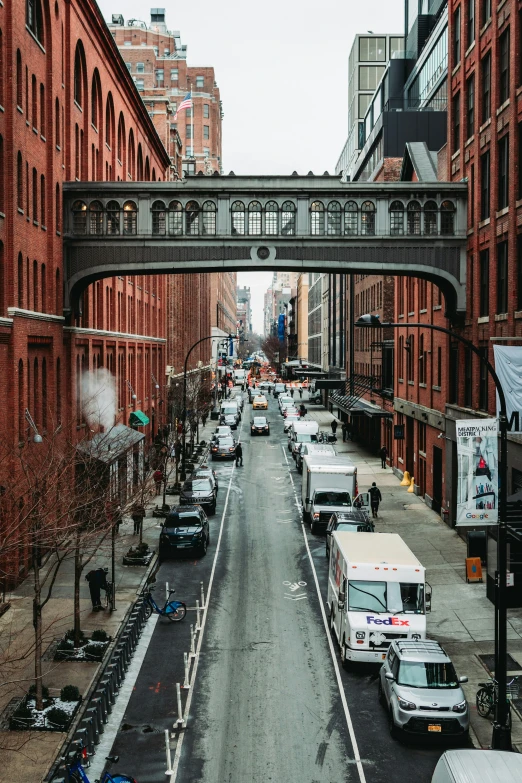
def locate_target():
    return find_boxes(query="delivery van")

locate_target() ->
[327,532,431,665]
[288,421,320,457]
[301,455,357,527]
[233,369,246,386]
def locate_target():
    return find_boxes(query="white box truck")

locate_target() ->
[233,369,246,386]
[302,455,359,530]
[327,532,431,666]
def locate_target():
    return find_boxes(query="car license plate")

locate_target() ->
[428,725,441,732]
[177,543,191,548]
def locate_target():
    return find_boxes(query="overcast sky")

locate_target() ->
[98,0,404,331]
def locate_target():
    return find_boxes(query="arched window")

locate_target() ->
[27,0,44,45]
[40,174,45,226]
[117,113,125,166]
[33,260,38,311]
[137,145,143,180]
[107,200,120,235]
[152,168,156,182]
[74,45,83,107]
[327,201,341,235]
[89,200,103,234]
[18,252,24,307]
[56,357,61,422]
[40,83,45,135]
[440,201,455,235]
[152,200,167,235]
[0,29,3,108]
[168,200,183,235]
[248,201,262,235]
[186,201,200,235]
[389,200,404,235]
[128,130,135,180]
[406,201,421,235]
[344,201,358,235]
[231,201,245,235]
[310,201,324,235]
[91,70,101,130]
[424,201,438,235]
[281,201,296,235]
[0,135,4,214]
[55,98,60,146]
[55,183,60,232]
[18,359,24,442]
[361,201,376,236]
[17,151,23,209]
[41,263,46,312]
[144,157,150,181]
[105,93,114,149]
[55,268,61,315]
[16,50,22,108]
[72,200,87,233]
[123,201,137,234]
[202,201,216,235]
[265,201,278,235]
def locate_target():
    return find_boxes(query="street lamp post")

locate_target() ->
[356,314,510,750]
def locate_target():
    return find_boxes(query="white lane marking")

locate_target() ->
[87,614,159,779]
[170,414,245,782]
[281,444,367,783]
[284,594,307,601]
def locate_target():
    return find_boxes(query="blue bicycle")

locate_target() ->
[142,583,187,622]
[65,746,135,783]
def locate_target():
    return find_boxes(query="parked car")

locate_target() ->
[284,413,301,432]
[283,406,299,418]
[253,395,268,410]
[211,425,232,443]
[179,477,216,515]
[221,413,239,430]
[278,395,293,411]
[211,436,237,460]
[159,506,210,559]
[251,416,270,435]
[273,383,287,398]
[379,640,469,741]
[325,510,374,558]
[192,465,219,495]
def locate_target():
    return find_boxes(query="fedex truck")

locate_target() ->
[327,532,431,665]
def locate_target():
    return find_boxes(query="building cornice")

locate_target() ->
[64,326,166,343]
[7,308,65,323]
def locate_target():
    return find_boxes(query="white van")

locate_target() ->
[328,532,431,665]
[233,369,246,386]
[288,421,319,457]
[431,750,522,783]
[302,455,358,526]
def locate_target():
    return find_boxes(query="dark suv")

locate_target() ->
[159,506,210,560]
[179,477,216,515]
[325,509,374,558]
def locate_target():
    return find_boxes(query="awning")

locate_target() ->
[130,410,150,427]
[331,396,393,419]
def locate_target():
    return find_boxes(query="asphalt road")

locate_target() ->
[107,392,448,783]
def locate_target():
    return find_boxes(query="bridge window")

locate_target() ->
[89,201,103,234]
[440,201,455,235]
[152,200,167,235]
[327,201,341,235]
[407,201,421,235]
[344,201,358,235]
[360,201,375,235]
[281,201,296,235]
[231,201,245,235]
[72,200,87,233]
[265,201,278,235]
[424,201,438,235]
[389,201,404,235]
[123,200,137,234]
[202,201,216,235]
[310,201,324,235]
[168,200,183,235]
[248,201,262,236]
[107,200,120,235]
[186,201,200,235]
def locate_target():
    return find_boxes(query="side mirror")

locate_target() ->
[425,583,432,613]
[385,671,395,681]
[338,590,346,608]
[459,675,468,683]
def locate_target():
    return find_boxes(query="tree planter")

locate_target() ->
[123,544,154,566]
[153,503,171,517]
[10,695,81,732]
[54,630,110,662]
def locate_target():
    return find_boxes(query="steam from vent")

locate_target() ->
[82,369,117,431]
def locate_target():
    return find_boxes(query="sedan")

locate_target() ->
[211,425,232,443]
[211,436,237,460]
[284,414,300,432]
[179,477,216,515]
[253,395,268,410]
[283,406,299,418]
[159,506,210,559]
[221,413,239,430]
[251,416,270,435]
[192,466,219,496]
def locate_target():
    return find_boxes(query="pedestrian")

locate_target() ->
[202,411,208,428]
[85,567,109,611]
[369,482,382,518]
[235,441,243,467]
[331,419,338,435]
[131,502,145,535]
[299,387,303,399]
[153,468,163,495]
[290,387,295,398]
[174,440,182,463]
[342,422,348,442]
[379,445,388,469]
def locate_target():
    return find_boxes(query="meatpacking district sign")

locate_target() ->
[455,419,498,526]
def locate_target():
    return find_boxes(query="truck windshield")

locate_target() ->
[398,661,459,689]
[314,491,351,506]
[348,581,424,614]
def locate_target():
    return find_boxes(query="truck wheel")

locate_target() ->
[340,637,350,671]
[388,708,399,740]
[311,520,319,535]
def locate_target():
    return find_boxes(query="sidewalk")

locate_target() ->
[0,417,218,783]
[306,400,522,751]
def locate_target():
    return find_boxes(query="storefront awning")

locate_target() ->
[130,410,150,427]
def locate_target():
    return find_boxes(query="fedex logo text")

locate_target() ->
[366,616,410,627]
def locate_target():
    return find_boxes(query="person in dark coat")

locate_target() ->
[369,482,382,518]
[235,441,243,467]
[379,445,388,469]
[86,567,109,611]
[342,422,348,442]
[153,469,163,494]
[131,503,145,535]
[331,419,338,435]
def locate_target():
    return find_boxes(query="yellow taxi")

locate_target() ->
[252,395,268,410]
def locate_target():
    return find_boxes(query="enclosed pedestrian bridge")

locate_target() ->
[63,175,468,318]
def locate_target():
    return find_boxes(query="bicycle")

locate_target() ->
[142,583,187,622]
[476,676,519,727]
[65,745,136,783]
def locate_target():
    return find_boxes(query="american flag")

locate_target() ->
[173,92,192,121]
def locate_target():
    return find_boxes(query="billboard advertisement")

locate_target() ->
[455,418,498,526]
[494,345,522,433]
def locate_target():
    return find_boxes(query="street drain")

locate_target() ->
[250,641,274,651]
[119,723,163,734]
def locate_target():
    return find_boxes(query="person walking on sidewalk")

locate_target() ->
[153,468,163,495]
[86,567,109,611]
[235,441,243,467]
[131,502,145,536]
[369,482,382,518]
[379,445,388,469]
[201,411,208,428]
[331,419,338,436]
[299,387,303,399]
[342,422,348,442]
